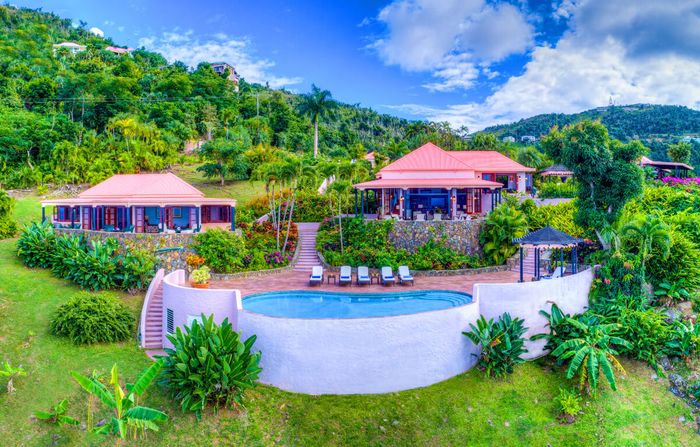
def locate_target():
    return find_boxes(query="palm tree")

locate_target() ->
[620,214,671,282]
[279,155,317,255]
[551,318,630,394]
[298,84,335,158]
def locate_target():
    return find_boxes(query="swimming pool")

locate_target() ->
[243,289,473,319]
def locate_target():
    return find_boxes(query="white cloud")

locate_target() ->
[372,0,534,92]
[89,26,104,37]
[138,32,302,89]
[388,0,700,130]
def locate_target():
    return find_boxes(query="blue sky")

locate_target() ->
[13,0,700,130]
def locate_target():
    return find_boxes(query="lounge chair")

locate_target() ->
[309,266,324,286]
[542,266,565,280]
[339,266,352,286]
[398,266,414,286]
[381,266,396,286]
[122,225,134,233]
[102,224,115,232]
[415,213,425,221]
[357,266,370,286]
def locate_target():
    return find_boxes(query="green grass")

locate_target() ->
[172,163,265,206]
[0,195,698,446]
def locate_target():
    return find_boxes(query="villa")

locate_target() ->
[41,173,236,233]
[353,142,534,219]
[640,156,694,179]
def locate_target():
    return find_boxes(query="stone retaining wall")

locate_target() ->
[388,220,483,255]
[55,228,194,271]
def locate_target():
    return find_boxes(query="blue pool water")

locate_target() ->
[242,290,473,319]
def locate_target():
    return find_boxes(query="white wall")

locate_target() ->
[238,303,481,395]
[473,268,593,359]
[161,270,242,349]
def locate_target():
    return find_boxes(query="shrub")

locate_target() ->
[160,314,262,420]
[479,202,528,265]
[665,320,700,363]
[50,233,85,279]
[524,200,586,238]
[16,221,55,268]
[192,228,247,273]
[646,230,700,293]
[65,239,120,290]
[539,180,577,199]
[50,292,134,345]
[588,252,646,315]
[117,247,156,292]
[0,190,18,239]
[557,387,583,423]
[463,313,528,378]
[617,308,673,371]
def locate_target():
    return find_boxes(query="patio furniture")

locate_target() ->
[122,225,134,233]
[415,212,425,221]
[381,267,396,286]
[102,224,115,232]
[357,266,370,286]
[371,273,380,285]
[339,266,352,286]
[542,266,565,280]
[398,266,414,285]
[309,266,324,286]
[327,273,337,285]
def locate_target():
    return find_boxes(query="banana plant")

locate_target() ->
[71,361,167,440]
[34,400,80,426]
[0,361,27,393]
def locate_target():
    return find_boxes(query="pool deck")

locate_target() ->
[213,269,520,297]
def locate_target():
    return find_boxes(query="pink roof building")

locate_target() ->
[353,142,534,219]
[105,46,133,55]
[41,173,237,233]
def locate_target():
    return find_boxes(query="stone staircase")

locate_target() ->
[140,269,165,357]
[511,249,544,279]
[293,222,321,272]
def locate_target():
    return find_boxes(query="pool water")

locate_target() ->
[242,289,473,319]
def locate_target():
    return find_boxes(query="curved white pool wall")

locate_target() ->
[473,267,593,359]
[161,270,242,349]
[238,302,481,395]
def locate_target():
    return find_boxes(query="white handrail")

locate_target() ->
[139,268,165,348]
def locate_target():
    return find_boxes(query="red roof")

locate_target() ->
[42,173,236,207]
[79,173,205,199]
[380,143,475,172]
[354,178,503,190]
[377,142,533,174]
[451,151,535,173]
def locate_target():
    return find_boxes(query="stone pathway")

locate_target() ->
[293,222,321,272]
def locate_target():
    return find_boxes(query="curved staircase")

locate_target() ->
[140,269,165,358]
[293,222,321,272]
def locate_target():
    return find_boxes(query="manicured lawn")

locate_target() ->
[0,196,697,446]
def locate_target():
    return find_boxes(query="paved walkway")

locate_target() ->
[214,269,519,297]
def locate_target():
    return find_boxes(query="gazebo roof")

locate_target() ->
[513,226,583,247]
[540,164,573,176]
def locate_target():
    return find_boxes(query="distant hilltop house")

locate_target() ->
[520,135,537,143]
[52,41,86,55]
[211,62,240,88]
[105,46,133,55]
[364,151,376,168]
[502,136,516,143]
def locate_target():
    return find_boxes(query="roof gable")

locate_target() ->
[79,173,205,199]
[450,151,535,172]
[380,143,474,172]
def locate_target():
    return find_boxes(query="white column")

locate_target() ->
[517,172,527,193]
[398,189,404,219]
[381,189,385,218]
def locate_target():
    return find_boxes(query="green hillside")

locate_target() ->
[0,5,468,190]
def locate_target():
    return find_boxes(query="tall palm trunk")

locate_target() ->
[338,192,344,253]
[282,190,297,256]
[313,117,319,158]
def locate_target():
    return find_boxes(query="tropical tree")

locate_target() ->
[297,84,335,158]
[34,400,80,427]
[551,319,631,394]
[463,313,528,378]
[620,214,671,282]
[197,129,251,186]
[541,120,646,245]
[71,361,167,440]
[667,141,691,164]
[479,202,528,264]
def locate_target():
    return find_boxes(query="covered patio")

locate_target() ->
[353,180,504,221]
[513,226,583,282]
[41,173,236,233]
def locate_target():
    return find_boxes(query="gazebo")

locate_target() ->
[539,164,573,182]
[513,226,583,282]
